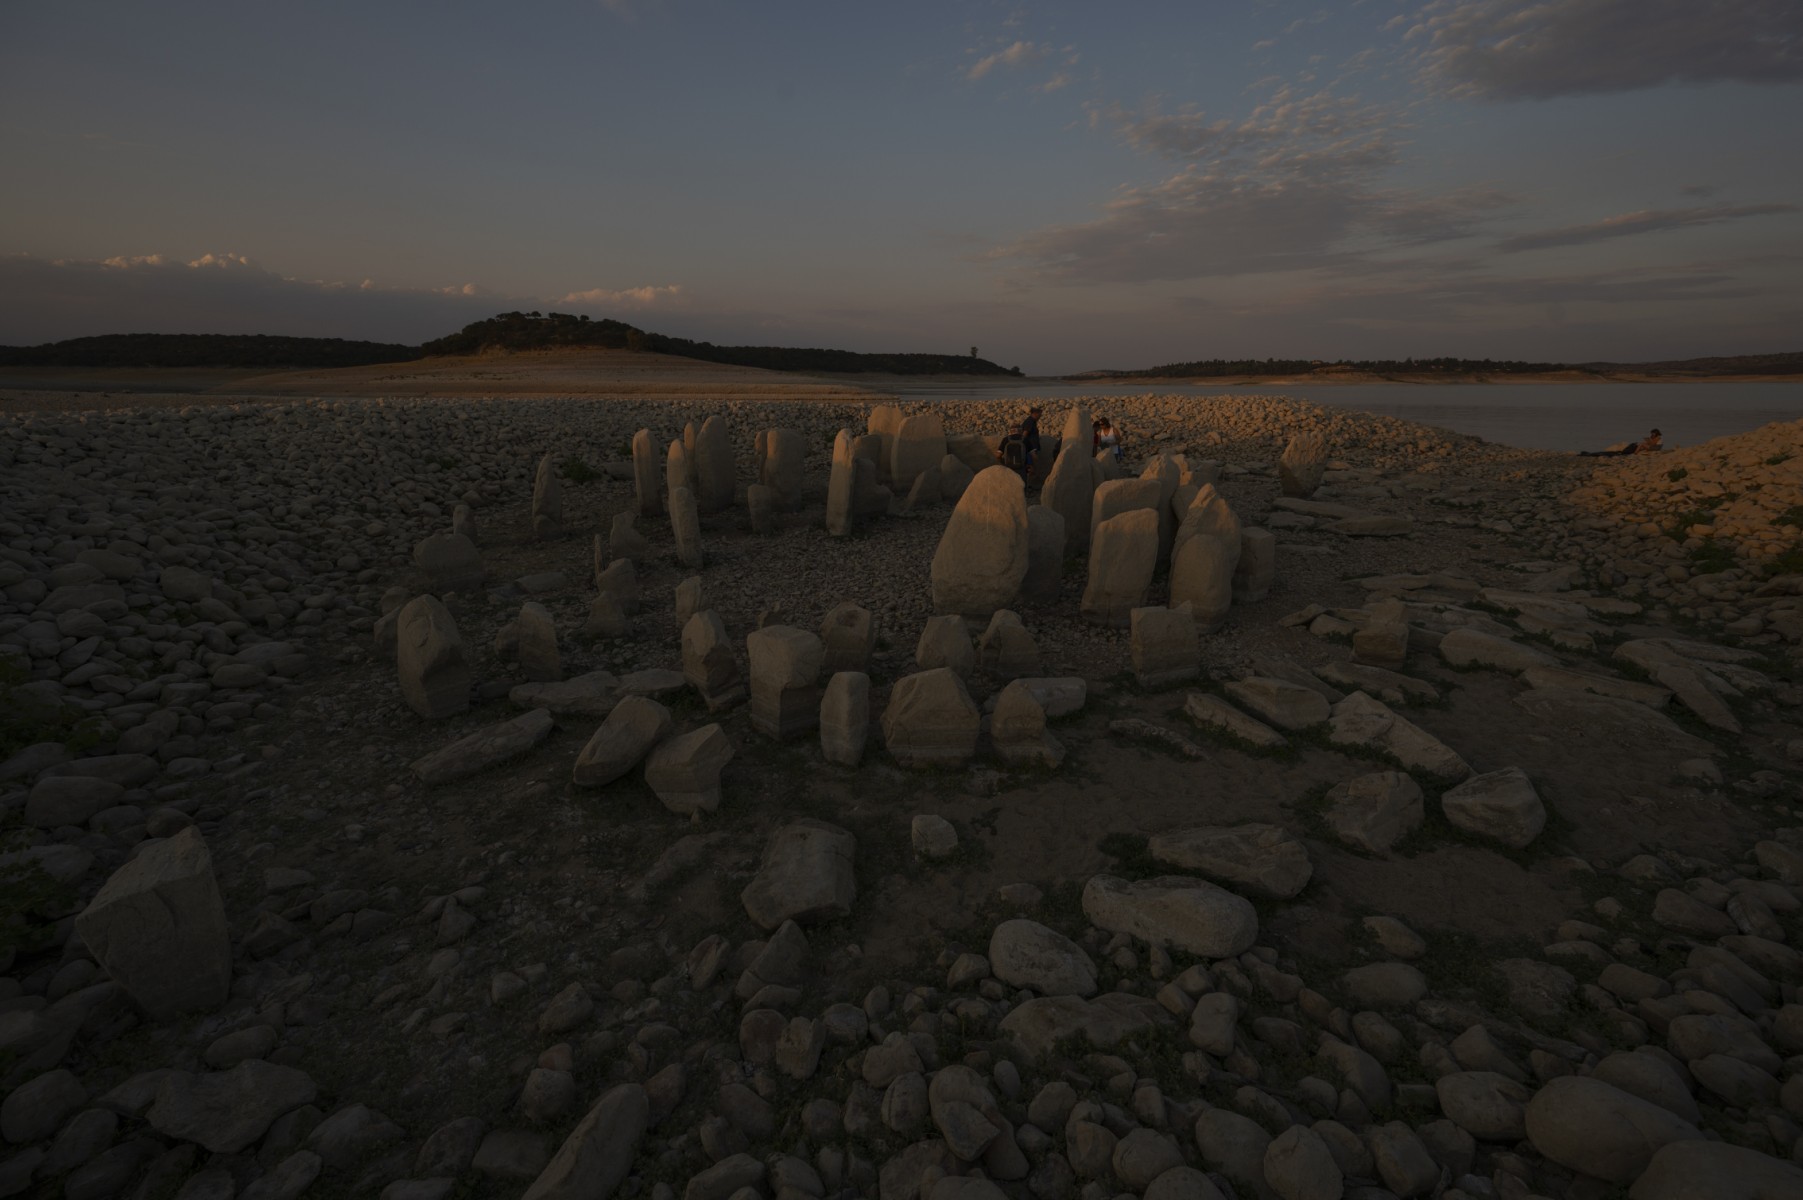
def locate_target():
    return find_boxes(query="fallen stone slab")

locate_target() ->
[741,820,856,930]
[1518,666,1670,708]
[411,710,554,786]
[1271,497,1364,519]
[1511,689,1711,755]
[1108,717,1209,759]
[988,919,1096,997]
[146,1060,318,1154]
[510,671,622,717]
[643,724,734,815]
[1323,771,1423,855]
[1148,824,1312,898]
[1315,661,1437,703]
[1081,874,1258,958]
[1439,628,1557,673]
[1651,662,1742,734]
[1222,677,1328,730]
[571,697,672,788]
[1183,692,1287,749]
[1325,515,1414,537]
[1329,692,1470,781]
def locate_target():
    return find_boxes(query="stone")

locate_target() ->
[1435,1072,1530,1141]
[1525,1076,1701,1183]
[1041,436,1095,551]
[1440,628,1556,673]
[396,595,470,720]
[1147,824,1312,898]
[820,671,871,767]
[1628,1140,1803,1200]
[999,993,1168,1057]
[825,430,858,536]
[745,483,776,534]
[1,1070,86,1144]
[916,614,976,678]
[1441,767,1546,848]
[510,671,620,717]
[987,920,1096,997]
[882,668,981,768]
[1187,992,1239,1055]
[741,820,856,930]
[1279,431,1327,498]
[939,452,975,502]
[571,696,673,787]
[146,1061,318,1154]
[594,557,638,614]
[1183,691,1287,749]
[75,826,230,1019]
[610,511,650,561]
[521,1084,649,1200]
[413,533,484,593]
[516,602,561,683]
[1366,1122,1438,1198]
[891,414,947,495]
[411,709,555,786]
[1328,691,1470,781]
[763,428,807,510]
[931,466,1030,617]
[976,609,1040,680]
[453,502,479,543]
[911,815,959,859]
[1081,508,1158,626]
[26,776,124,828]
[1222,677,1329,729]
[1233,527,1276,602]
[1344,961,1428,1008]
[747,626,824,739]
[1081,874,1258,958]
[669,485,703,568]
[820,603,876,674]
[693,416,734,513]
[1194,1108,1271,1197]
[1263,1124,1342,1200]
[532,453,563,538]
[1019,505,1066,604]
[990,680,1064,768]
[1130,606,1199,689]
[1169,486,1241,632]
[1323,771,1424,854]
[643,724,734,815]
[584,593,628,639]
[682,611,746,711]
[1353,621,1410,667]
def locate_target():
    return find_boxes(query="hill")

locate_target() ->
[1092,351,1803,380]
[0,332,418,370]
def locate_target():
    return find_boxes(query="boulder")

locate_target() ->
[1146,824,1312,898]
[1628,1140,1803,1200]
[643,725,734,815]
[74,826,231,1019]
[976,609,1040,679]
[1328,691,1470,781]
[820,672,871,767]
[1323,771,1423,854]
[741,820,856,929]
[411,709,555,786]
[1221,677,1328,729]
[1441,766,1545,848]
[1523,1076,1700,1184]
[987,919,1096,997]
[1081,874,1258,957]
[146,1060,317,1154]
[990,681,1064,767]
[819,602,876,675]
[397,595,470,720]
[1278,431,1327,498]
[1130,606,1200,689]
[747,626,824,739]
[522,1084,649,1200]
[998,993,1168,1058]
[571,697,672,787]
[413,533,484,593]
[916,614,975,678]
[882,669,981,768]
[931,467,1030,617]
[1081,508,1159,627]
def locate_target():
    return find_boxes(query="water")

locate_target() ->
[876,379,1803,453]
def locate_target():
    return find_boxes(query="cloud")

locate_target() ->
[1496,202,1800,252]
[968,40,1048,82]
[0,253,684,346]
[1410,0,1803,100]
[1104,85,1397,162]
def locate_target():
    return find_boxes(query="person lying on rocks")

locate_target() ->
[1580,427,1662,457]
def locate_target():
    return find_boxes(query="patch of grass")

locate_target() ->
[1760,547,1803,579]
[1687,538,1736,575]
[1665,467,1688,482]
[1774,505,1803,529]
[1765,453,1792,466]
[559,457,603,484]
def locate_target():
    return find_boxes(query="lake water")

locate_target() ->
[877,379,1803,453]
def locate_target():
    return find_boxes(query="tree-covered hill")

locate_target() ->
[0,332,419,369]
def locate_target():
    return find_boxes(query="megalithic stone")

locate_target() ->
[632,429,662,517]
[826,429,856,537]
[695,415,735,514]
[929,466,1030,618]
[533,452,563,540]
[397,594,470,719]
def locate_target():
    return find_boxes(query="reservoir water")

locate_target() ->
[878,379,1803,453]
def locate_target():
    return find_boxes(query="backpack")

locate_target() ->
[1000,437,1027,473]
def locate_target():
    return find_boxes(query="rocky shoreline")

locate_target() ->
[1,391,1799,1200]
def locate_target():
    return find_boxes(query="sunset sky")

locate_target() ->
[2,0,1799,372]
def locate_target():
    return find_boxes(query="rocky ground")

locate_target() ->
[1,383,1801,1200]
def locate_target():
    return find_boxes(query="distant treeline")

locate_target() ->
[423,311,1023,375]
[1582,352,1803,376]
[1102,352,1803,379]
[0,333,418,369]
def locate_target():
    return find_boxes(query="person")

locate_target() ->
[1580,427,1663,457]
[1020,406,1043,472]
[997,422,1029,479]
[1095,416,1123,463]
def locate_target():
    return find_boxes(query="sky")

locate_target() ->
[2,0,1800,373]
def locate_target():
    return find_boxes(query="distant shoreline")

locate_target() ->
[1054,371,1799,386]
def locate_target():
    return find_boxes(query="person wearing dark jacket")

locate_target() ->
[1021,406,1043,471]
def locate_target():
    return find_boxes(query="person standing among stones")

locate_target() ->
[1096,417,1123,464]
[997,423,1030,480]
[1021,405,1043,473]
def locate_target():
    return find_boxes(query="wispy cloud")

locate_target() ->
[1409,0,1803,100]
[560,284,684,306]
[1497,203,1800,252]
[968,40,1048,82]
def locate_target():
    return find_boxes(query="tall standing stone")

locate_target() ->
[939,454,974,503]
[632,429,662,518]
[868,405,905,484]
[694,415,735,514]
[1060,405,1093,456]
[820,671,871,766]
[1170,485,1242,632]
[746,484,776,534]
[674,576,705,626]
[75,826,230,1020]
[1089,478,1162,545]
[825,429,857,537]
[764,429,807,511]
[1081,509,1158,627]
[820,602,876,674]
[1279,431,1328,498]
[533,453,563,540]
[517,601,561,683]
[682,610,746,711]
[930,466,1030,617]
[1233,528,1276,602]
[747,626,824,739]
[1042,430,1096,551]
[1140,454,1181,565]
[1020,505,1066,605]
[665,439,692,508]
[890,414,947,496]
[670,486,703,569]
[610,512,650,562]
[397,595,470,719]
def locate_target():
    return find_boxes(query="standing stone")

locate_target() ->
[397,596,470,719]
[413,533,484,594]
[764,429,807,511]
[1140,454,1181,565]
[1089,478,1162,544]
[1233,528,1276,602]
[572,697,673,787]
[644,725,734,815]
[1081,509,1158,627]
[820,672,871,767]
[517,602,561,683]
[931,467,1031,617]
[632,429,661,518]
[452,503,479,544]
[1042,428,1096,550]
[1131,606,1200,689]
[917,614,975,678]
[826,430,857,537]
[1095,449,1124,482]
[1020,506,1065,605]
[882,669,981,768]
[747,626,824,739]
[610,512,650,562]
[585,594,628,638]
[939,454,974,503]
[820,603,877,674]
[991,681,1064,767]
[746,484,777,535]
[694,416,734,513]
[867,405,905,484]
[674,576,704,626]
[903,464,942,512]
[682,420,699,485]
[665,439,692,508]
[1170,486,1242,632]
[683,611,746,711]
[1279,431,1328,498]
[670,486,703,569]
[595,558,639,615]
[977,610,1040,680]
[533,453,563,540]
[891,414,947,496]
[75,826,231,1019]
[1060,406,1093,457]
[852,456,890,518]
